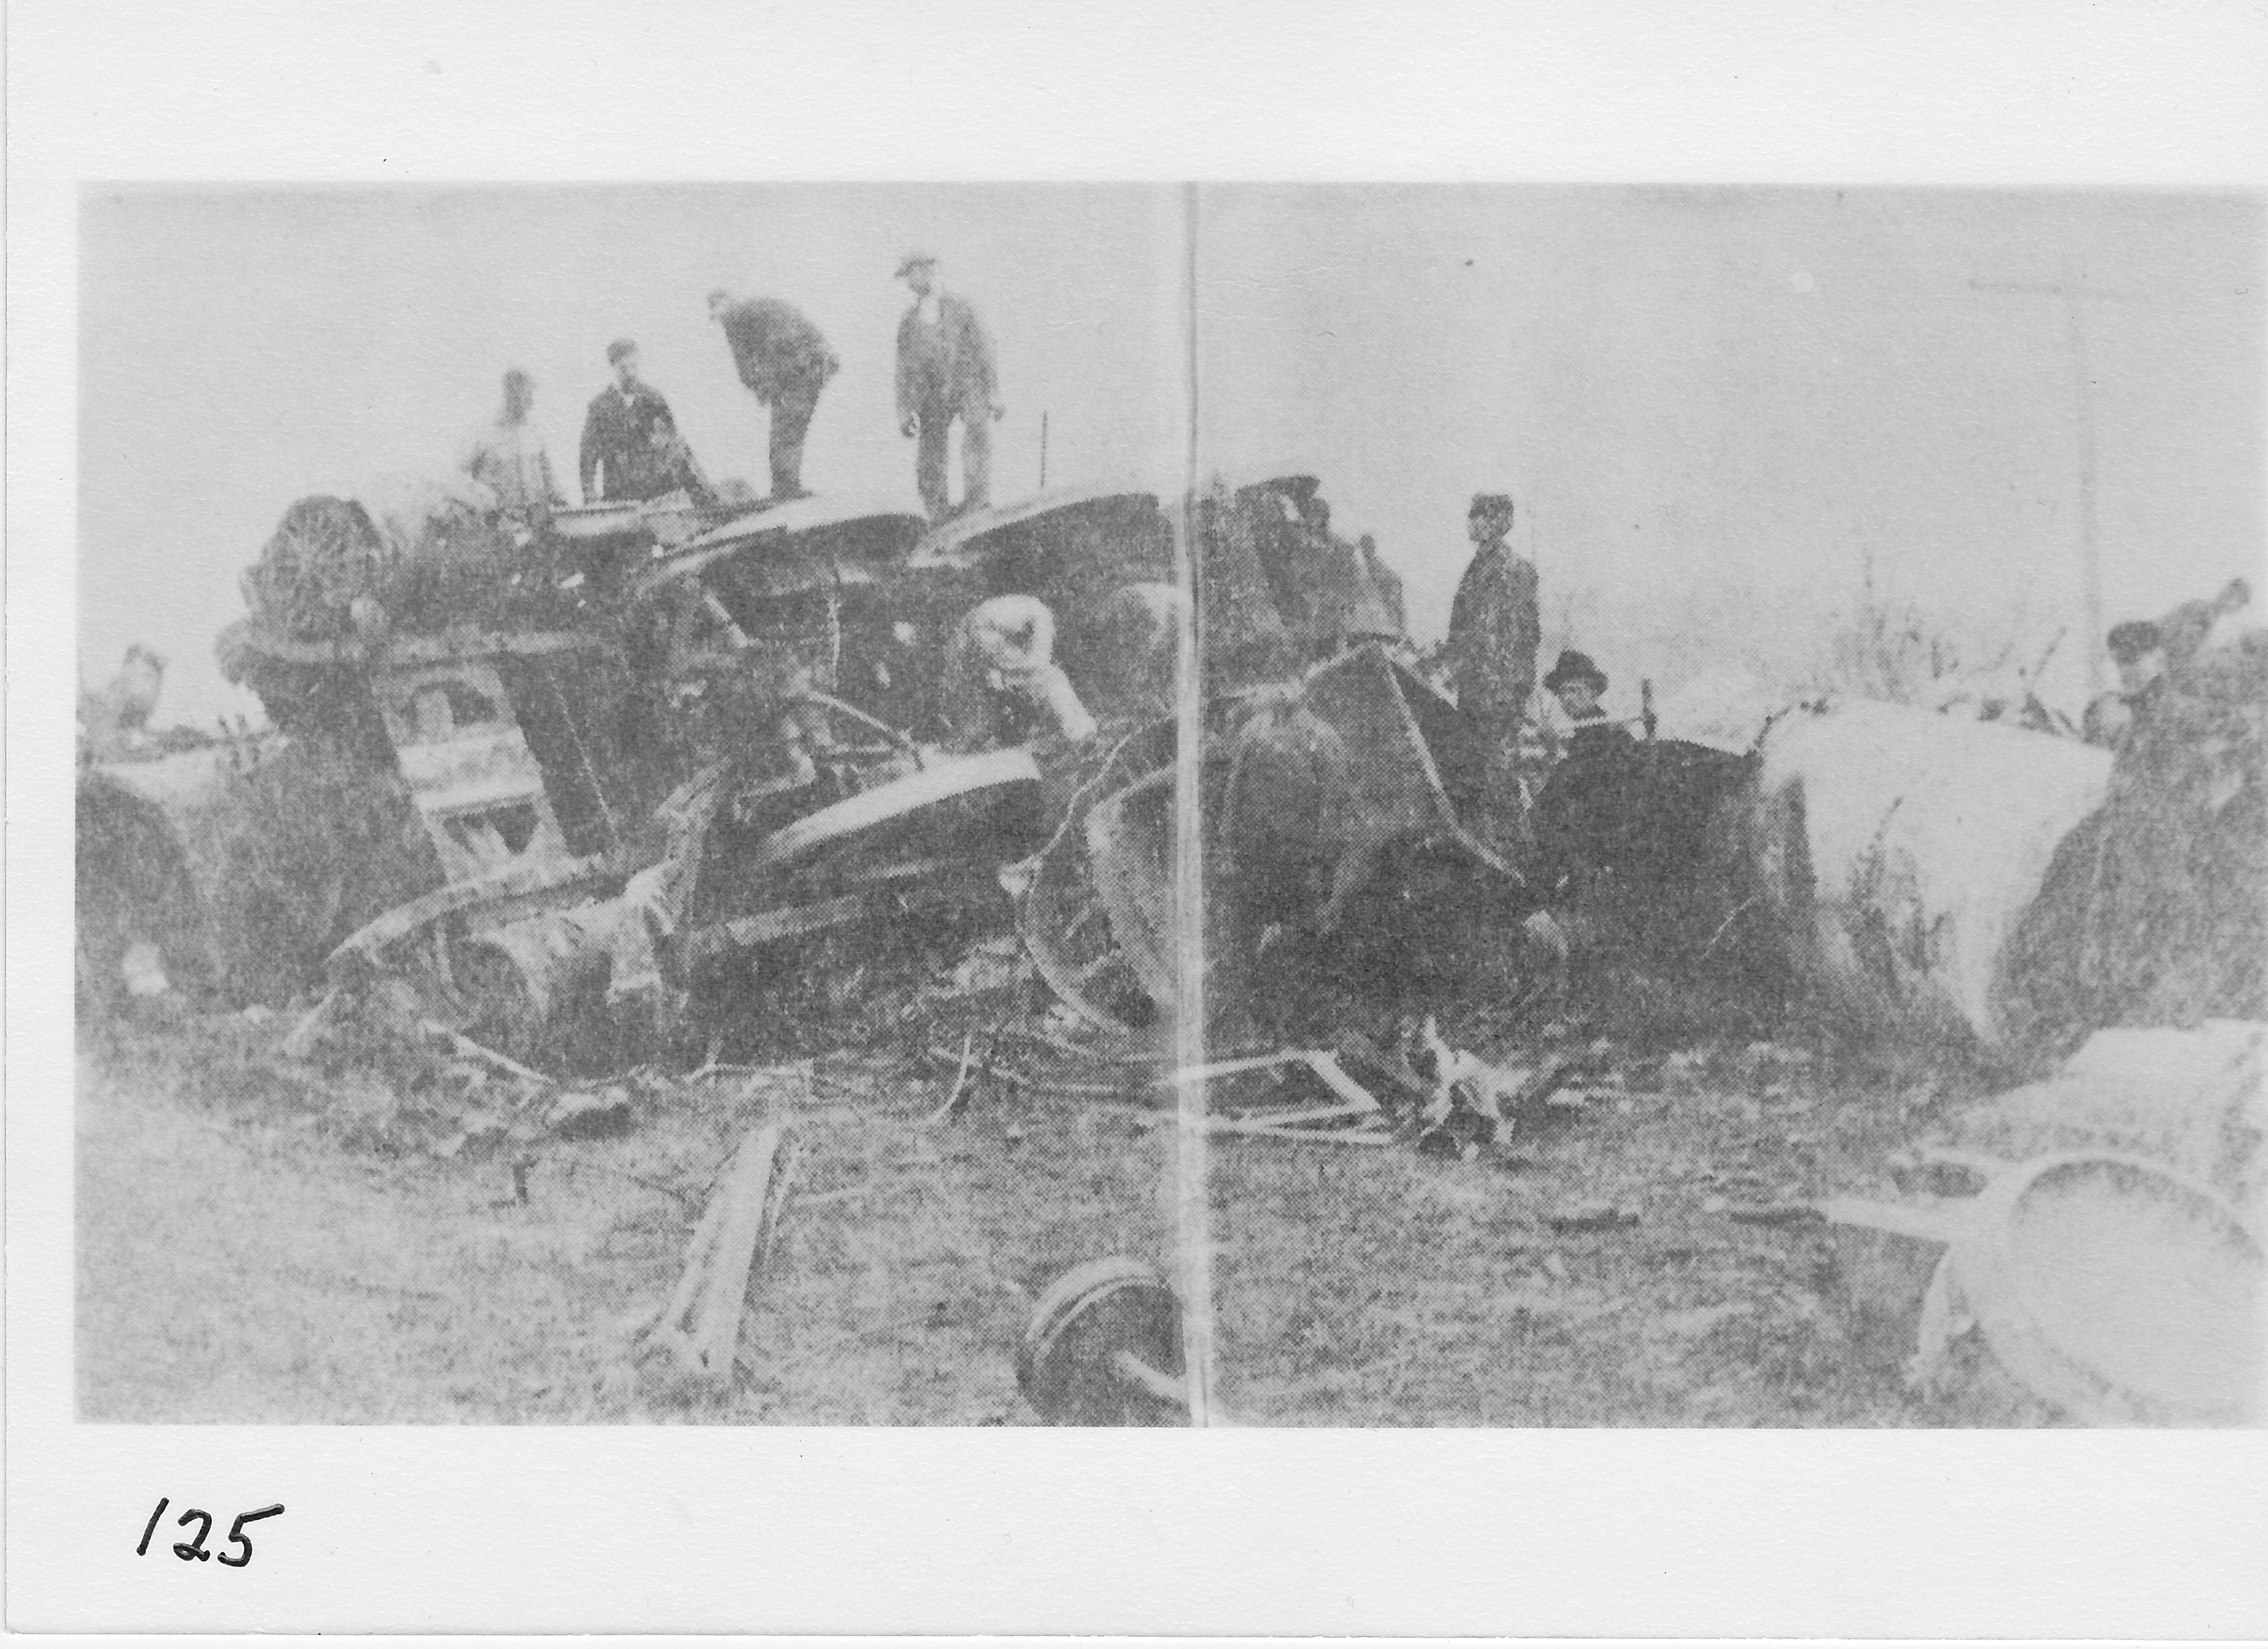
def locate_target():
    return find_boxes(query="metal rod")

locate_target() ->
[1112,1348,1192,1408]
[420,1020,555,1087]
[546,663,622,854]
[794,687,926,768]
[1110,1348,1241,1424]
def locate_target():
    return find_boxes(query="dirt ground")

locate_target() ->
[78,944,2046,1427]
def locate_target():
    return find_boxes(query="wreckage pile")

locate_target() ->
[75,729,439,1010]
[233,479,542,646]
[2007,630,2268,1043]
[257,973,648,1162]
[1735,699,2113,1052]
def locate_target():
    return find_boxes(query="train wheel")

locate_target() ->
[1016,780,1168,1046]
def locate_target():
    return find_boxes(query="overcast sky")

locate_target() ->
[80,184,2261,723]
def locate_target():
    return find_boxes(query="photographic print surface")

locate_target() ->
[76,182,2265,1428]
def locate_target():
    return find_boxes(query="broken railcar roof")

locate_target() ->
[902,473,1332,572]
[898,474,1333,578]
[635,493,932,602]
[903,484,1173,571]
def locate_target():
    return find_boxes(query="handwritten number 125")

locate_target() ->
[137,1498,284,1567]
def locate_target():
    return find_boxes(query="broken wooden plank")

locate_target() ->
[640,1122,803,1390]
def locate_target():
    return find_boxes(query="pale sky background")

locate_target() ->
[81,184,2262,724]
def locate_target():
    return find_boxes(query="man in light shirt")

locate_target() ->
[939,593,1096,752]
[461,368,565,524]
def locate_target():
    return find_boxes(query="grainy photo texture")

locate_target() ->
[76,184,2264,1426]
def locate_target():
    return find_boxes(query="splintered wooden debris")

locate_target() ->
[638,1122,803,1390]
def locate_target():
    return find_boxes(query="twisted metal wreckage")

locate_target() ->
[78,460,2264,1072]
[81,474,1499,1056]
[77,462,2268,1422]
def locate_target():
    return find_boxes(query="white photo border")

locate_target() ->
[10,0,2267,1637]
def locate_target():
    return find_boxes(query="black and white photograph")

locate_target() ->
[11,4,2268,1637]
[68,180,2265,1429]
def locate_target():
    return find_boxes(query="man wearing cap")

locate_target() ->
[2085,618,2168,747]
[579,339,695,505]
[1445,491,1540,824]
[893,253,1003,520]
[708,290,840,501]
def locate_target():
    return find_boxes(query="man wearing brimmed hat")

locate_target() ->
[579,338,701,505]
[893,251,1002,520]
[1542,649,1620,737]
[1446,491,1539,826]
[1534,648,1641,893]
[708,289,839,501]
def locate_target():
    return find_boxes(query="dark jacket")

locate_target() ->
[895,292,997,422]
[1446,541,1540,712]
[1533,712,1642,885]
[579,380,681,503]
[717,298,839,403]
[1561,714,1639,764]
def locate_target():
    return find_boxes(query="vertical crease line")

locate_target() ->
[1172,179,1219,1424]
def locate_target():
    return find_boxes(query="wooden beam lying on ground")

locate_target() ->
[640,1122,802,1390]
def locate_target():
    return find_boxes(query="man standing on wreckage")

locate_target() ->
[894,251,1003,521]
[579,337,714,506]
[708,288,840,502]
[1446,491,1540,849]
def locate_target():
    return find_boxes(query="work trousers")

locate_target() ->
[765,378,824,500]
[1461,684,1535,855]
[915,399,991,521]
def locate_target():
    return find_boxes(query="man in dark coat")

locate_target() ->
[708,290,839,501]
[1532,649,1641,893]
[579,339,705,505]
[894,252,1002,520]
[1445,492,1540,827]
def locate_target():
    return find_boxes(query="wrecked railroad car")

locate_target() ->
[78,490,974,1026]
[87,464,2192,1068]
[993,478,1567,1046]
[1727,699,2116,1050]
[81,477,1226,1055]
